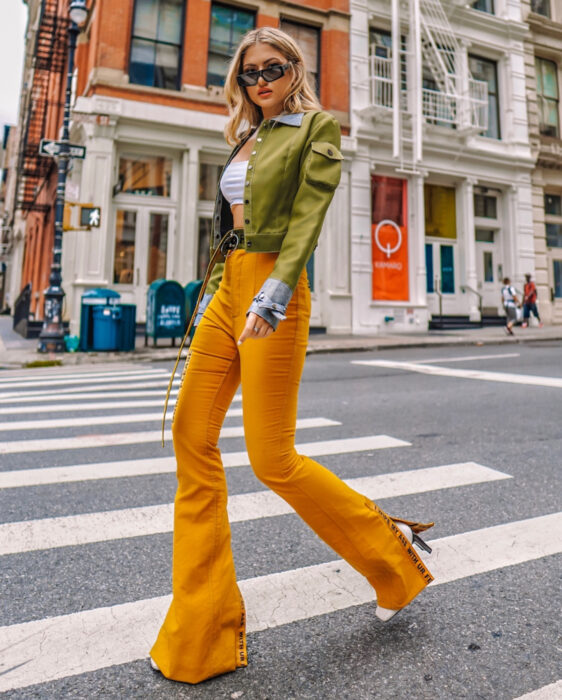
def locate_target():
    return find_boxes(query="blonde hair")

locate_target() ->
[223,27,322,145]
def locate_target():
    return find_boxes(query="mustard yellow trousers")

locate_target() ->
[151,250,433,684]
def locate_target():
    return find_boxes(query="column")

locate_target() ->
[460,178,479,321]
[411,173,427,309]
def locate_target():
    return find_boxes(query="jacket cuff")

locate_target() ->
[193,293,213,327]
[247,278,292,331]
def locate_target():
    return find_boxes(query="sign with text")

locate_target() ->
[371,176,409,302]
[39,139,86,159]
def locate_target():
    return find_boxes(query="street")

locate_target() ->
[0,343,561,699]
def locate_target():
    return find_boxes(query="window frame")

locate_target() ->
[469,54,501,140]
[531,0,551,18]
[535,56,560,139]
[545,192,562,249]
[280,18,322,98]
[471,0,495,15]
[207,2,257,88]
[128,0,186,91]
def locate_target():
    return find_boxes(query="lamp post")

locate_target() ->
[38,0,89,353]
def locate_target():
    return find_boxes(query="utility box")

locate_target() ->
[146,279,186,346]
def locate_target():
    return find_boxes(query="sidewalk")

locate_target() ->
[1,314,561,370]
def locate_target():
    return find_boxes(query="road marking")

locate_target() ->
[416,352,520,364]
[0,368,167,387]
[0,391,242,406]
[0,417,340,454]
[513,681,562,700]
[0,376,182,400]
[0,463,509,555]
[0,407,243,431]
[0,435,410,488]
[0,399,175,415]
[353,360,562,389]
[0,512,559,692]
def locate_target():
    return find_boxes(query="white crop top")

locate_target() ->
[220,160,248,206]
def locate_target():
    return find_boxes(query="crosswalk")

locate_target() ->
[0,364,560,696]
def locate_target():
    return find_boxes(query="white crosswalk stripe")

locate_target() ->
[0,364,558,695]
[1,512,560,693]
[0,435,411,488]
[0,417,340,453]
[0,463,510,555]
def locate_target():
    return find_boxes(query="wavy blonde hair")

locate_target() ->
[223,27,322,145]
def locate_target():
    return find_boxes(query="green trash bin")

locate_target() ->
[79,288,121,351]
[146,279,186,347]
[184,280,203,339]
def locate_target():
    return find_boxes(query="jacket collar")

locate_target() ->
[271,112,304,127]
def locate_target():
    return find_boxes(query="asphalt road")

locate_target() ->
[0,342,560,700]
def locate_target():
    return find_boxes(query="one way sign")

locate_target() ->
[39,139,87,159]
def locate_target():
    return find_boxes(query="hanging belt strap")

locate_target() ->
[161,230,240,446]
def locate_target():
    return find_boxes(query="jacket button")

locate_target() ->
[245,219,250,225]
[246,180,250,186]
[245,199,249,204]
[257,138,262,142]
[248,165,253,170]
[251,150,256,155]
[247,241,252,248]
[327,148,334,156]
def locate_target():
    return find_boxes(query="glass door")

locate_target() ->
[113,207,174,320]
[425,241,458,315]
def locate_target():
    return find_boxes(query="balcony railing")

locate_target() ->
[368,53,489,132]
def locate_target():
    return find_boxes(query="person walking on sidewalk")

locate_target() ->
[502,277,520,335]
[522,273,542,328]
[150,27,434,685]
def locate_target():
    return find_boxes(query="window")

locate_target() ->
[475,229,495,243]
[199,163,223,201]
[472,0,494,12]
[531,0,551,17]
[535,58,559,138]
[545,193,562,247]
[554,260,562,298]
[114,211,137,284]
[483,251,494,282]
[424,185,457,239]
[474,193,497,219]
[469,55,500,139]
[129,0,184,90]
[197,218,212,279]
[118,156,172,197]
[147,213,168,284]
[281,20,320,95]
[207,3,255,87]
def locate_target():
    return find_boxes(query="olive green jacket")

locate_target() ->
[200,110,343,330]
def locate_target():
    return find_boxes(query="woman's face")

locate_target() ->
[241,43,293,119]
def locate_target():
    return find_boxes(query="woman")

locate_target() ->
[150,27,434,684]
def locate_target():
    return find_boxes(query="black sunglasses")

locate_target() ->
[237,62,292,87]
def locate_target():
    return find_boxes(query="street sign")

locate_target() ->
[39,139,86,159]
[80,206,101,228]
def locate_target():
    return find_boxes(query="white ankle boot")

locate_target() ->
[149,657,160,672]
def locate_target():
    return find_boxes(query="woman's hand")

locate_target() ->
[238,312,274,345]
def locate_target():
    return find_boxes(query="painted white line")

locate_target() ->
[353,360,562,389]
[0,368,167,387]
[0,463,510,555]
[0,435,410,489]
[416,352,520,364]
[0,376,182,400]
[513,680,562,700]
[0,417,340,454]
[0,407,243,431]
[0,391,243,406]
[0,512,559,692]
[0,399,173,415]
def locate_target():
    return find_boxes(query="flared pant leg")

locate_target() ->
[150,284,247,684]
[235,253,434,612]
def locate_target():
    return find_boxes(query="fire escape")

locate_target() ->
[17,0,70,214]
[367,0,489,173]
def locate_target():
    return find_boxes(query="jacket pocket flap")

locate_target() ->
[311,141,344,161]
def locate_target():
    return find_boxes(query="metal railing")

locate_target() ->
[460,284,483,325]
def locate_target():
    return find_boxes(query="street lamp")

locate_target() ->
[38,0,89,352]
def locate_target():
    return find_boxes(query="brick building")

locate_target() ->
[14,0,351,333]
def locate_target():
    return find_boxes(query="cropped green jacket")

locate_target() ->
[198,110,343,330]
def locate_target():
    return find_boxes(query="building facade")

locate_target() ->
[13,0,351,335]
[522,0,562,324]
[349,0,535,333]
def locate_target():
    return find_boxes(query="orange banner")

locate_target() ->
[372,221,409,301]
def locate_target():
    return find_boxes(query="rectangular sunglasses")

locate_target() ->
[236,62,292,87]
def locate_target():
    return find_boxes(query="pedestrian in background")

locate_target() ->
[522,273,542,328]
[501,277,520,335]
[150,27,434,686]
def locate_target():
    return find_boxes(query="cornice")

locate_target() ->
[526,12,562,41]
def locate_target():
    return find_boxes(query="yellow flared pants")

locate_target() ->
[151,250,433,684]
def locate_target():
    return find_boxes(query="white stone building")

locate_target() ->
[349,0,535,333]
